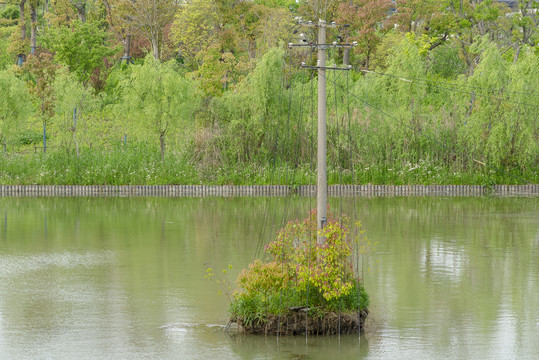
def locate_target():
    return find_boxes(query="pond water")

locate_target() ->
[0,196,537,359]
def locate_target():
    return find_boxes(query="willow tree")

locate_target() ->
[120,55,199,161]
[22,53,58,153]
[0,70,32,151]
[53,68,93,156]
[460,41,539,170]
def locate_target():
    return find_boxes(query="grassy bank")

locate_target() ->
[1,143,535,185]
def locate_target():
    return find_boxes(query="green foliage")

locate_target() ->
[22,52,59,126]
[0,31,14,69]
[53,68,90,117]
[6,28,29,59]
[0,5,19,20]
[265,210,360,301]
[42,20,119,86]
[0,141,200,185]
[198,48,288,166]
[428,44,466,79]
[229,292,265,326]
[248,47,285,120]
[336,0,393,67]
[0,70,33,144]
[457,41,538,169]
[119,55,199,160]
[51,68,97,153]
[190,45,236,96]
[0,1,537,186]
[172,0,218,68]
[229,210,370,323]
[18,129,42,145]
[348,33,538,182]
[254,0,297,9]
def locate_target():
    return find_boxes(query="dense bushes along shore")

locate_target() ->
[1,15,537,185]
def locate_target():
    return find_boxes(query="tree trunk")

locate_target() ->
[478,20,485,36]
[123,34,132,63]
[79,10,86,23]
[365,48,372,70]
[19,0,26,41]
[73,107,79,157]
[30,3,37,54]
[160,133,165,162]
[151,36,159,60]
[102,0,112,24]
[43,121,47,153]
[74,133,79,157]
[73,1,86,23]
[459,40,473,75]
[513,44,521,63]
[42,96,46,153]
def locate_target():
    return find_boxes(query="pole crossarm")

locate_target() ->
[288,42,357,49]
[297,20,340,28]
[300,64,353,71]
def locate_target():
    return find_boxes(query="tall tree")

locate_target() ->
[393,0,508,73]
[22,53,59,152]
[71,0,86,22]
[172,0,218,67]
[29,0,38,53]
[298,0,341,21]
[19,0,26,40]
[42,20,119,87]
[511,0,538,61]
[172,0,291,94]
[122,0,179,60]
[102,0,134,62]
[45,0,76,26]
[336,0,392,68]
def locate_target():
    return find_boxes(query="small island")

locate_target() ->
[227,209,369,335]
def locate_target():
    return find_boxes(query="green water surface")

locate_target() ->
[0,197,537,359]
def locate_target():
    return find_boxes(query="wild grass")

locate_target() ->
[0,142,198,185]
[0,142,535,185]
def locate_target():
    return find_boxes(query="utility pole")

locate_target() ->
[317,20,329,241]
[289,20,355,245]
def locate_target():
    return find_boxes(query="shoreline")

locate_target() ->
[0,184,537,197]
